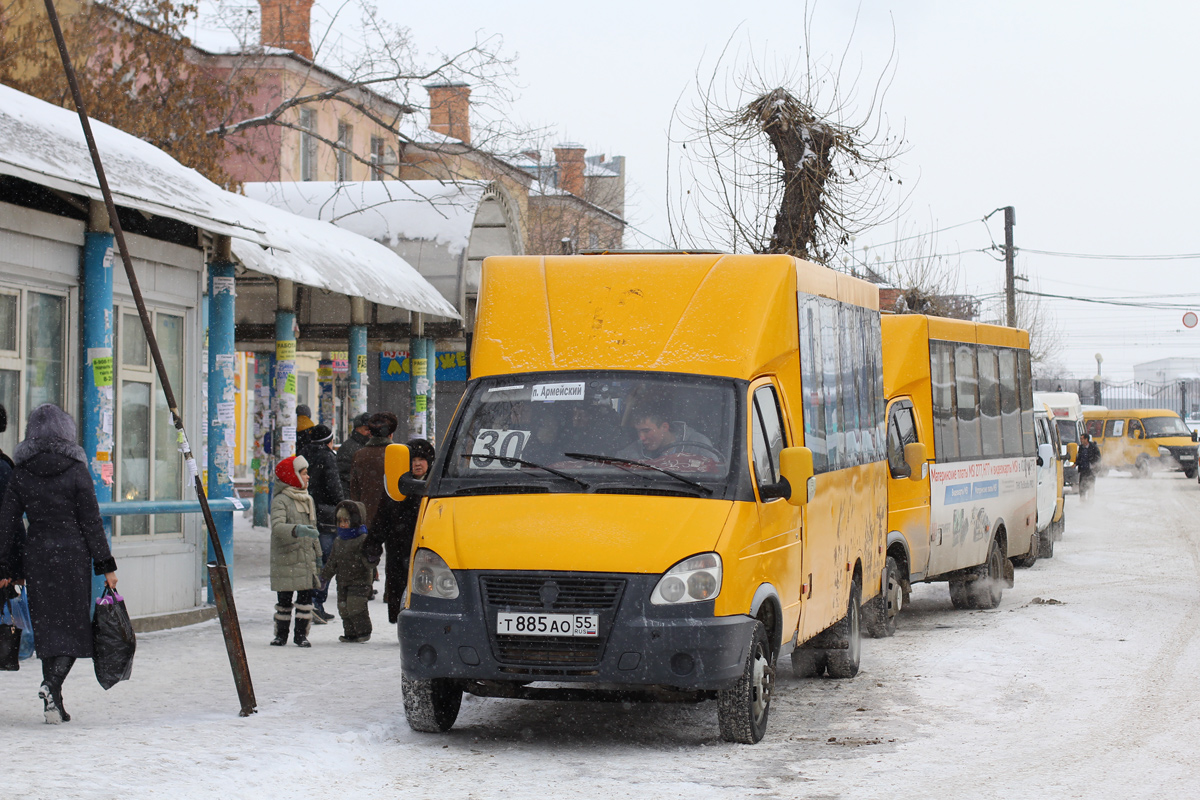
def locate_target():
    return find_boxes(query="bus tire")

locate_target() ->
[825,580,862,679]
[1012,532,1039,569]
[1038,526,1055,559]
[718,620,774,744]
[970,538,1005,610]
[402,677,463,733]
[1134,456,1151,479]
[1185,466,1197,480]
[949,578,973,609]
[864,556,901,638]
[790,648,827,678]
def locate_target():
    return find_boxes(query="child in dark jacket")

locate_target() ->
[319,500,374,642]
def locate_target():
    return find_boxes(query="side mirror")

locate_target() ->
[384,443,411,501]
[779,446,815,507]
[903,442,927,482]
[1037,442,1054,467]
[1192,430,1197,442]
[1067,442,1079,462]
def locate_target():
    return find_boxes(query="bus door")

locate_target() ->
[1033,415,1057,530]
[749,382,804,638]
[886,398,931,579]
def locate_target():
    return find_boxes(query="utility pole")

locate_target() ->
[1004,206,1016,327]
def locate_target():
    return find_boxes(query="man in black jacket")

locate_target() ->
[1075,432,1101,501]
[336,412,371,488]
[300,424,344,622]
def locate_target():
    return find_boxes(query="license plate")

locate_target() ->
[496,612,599,637]
[1181,455,1195,461]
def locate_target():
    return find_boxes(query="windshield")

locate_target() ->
[1055,419,1079,444]
[436,371,740,497]
[1144,416,1190,438]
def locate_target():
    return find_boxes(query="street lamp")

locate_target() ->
[1094,353,1103,406]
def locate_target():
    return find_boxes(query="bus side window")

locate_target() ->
[887,403,918,479]
[1128,419,1144,439]
[1106,419,1124,438]
[750,385,786,493]
[1087,419,1103,438]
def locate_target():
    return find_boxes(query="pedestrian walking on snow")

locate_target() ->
[348,411,398,528]
[320,500,375,642]
[0,404,118,724]
[270,455,322,647]
[1075,432,1102,502]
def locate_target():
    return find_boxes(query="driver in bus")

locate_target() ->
[617,405,713,461]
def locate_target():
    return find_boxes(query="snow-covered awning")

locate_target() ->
[0,84,458,316]
[230,195,460,316]
[0,82,266,245]
[243,181,489,257]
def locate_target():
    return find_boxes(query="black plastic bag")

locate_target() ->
[92,587,136,689]
[0,598,21,671]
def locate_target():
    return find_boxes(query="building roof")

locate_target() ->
[0,83,456,315]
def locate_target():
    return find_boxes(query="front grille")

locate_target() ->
[493,635,605,666]
[481,574,627,668]
[481,575,625,612]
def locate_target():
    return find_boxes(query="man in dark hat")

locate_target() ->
[337,412,372,488]
[300,423,344,622]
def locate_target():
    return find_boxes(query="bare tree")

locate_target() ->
[667,11,908,265]
[865,225,980,320]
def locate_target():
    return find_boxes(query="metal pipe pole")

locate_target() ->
[41,0,255,716]
[1004,206,1016,328]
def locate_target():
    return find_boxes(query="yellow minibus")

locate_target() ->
[387,253,889,743]
[1082,408,1198,478]
[881,315,1039,618]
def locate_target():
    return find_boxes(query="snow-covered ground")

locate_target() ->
[4,474,1199,799]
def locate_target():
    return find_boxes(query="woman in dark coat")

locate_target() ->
[368,438,434,624]
[0,404,117,724]
[300,424,344,622]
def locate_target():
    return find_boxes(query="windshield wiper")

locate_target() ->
[458,453,591,490]
[564,452,713,496]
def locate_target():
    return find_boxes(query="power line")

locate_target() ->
[862,218,987,248]
[1020,247,1200,261]
[1018,289,1199,311]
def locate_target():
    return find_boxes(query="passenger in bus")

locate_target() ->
[1075,432,1102,501]
[617,405,713,461]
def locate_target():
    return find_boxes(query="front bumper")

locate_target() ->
[398,570,755,690]
[1157,446,1198,472]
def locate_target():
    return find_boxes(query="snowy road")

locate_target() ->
[4,475,1200,799]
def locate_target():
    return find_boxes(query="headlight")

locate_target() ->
[1158,446,1172,457]
[651,553,722,605]
[411,548,460,599]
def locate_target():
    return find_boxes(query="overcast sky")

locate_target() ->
[296,1,1200,380]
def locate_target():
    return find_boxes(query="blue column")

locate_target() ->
[252,353,274,527]
[349,324,368,419]
[206,254,236,599]
[426,338,438,445]
[275,309,298,461]
[409,335,433,440]
[318,358,335,434]
[82,230,114,602]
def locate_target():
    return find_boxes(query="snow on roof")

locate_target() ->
[0,83,456,315]
[584,162,619,178]
[230,194,460,316]
[0,82,265,244]
[243,181,489,257]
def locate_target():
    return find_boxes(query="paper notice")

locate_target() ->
[212,276,236,296]
[215,353,235,371]
[224,428,236,447]
[276,340,296,361]
[217,401,235,424]
[91,356,113,388]
[281,425,296,443]
[100,462,114,486]
[284,373,297,395]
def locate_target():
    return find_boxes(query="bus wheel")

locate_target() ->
[1134,457,1151,479]
[402,677,463,733]
[1012,532,1039,569]
[949,578,973,609]
[1185,466,1197,479]
[790,648,827,678]
[865,557,901,638]
[825,580,862,679]
[970,538,1005,610]
[718,620,774,743]
[1038,526,1055,559]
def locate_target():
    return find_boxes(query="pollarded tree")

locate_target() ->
[668,15,908,265]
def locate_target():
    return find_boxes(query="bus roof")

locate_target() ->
[882,314,1031,399]
[473,254,878,380]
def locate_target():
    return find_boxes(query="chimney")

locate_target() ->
[259,0,314,59]
[553,143,586,197]
[425,83,472,144]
